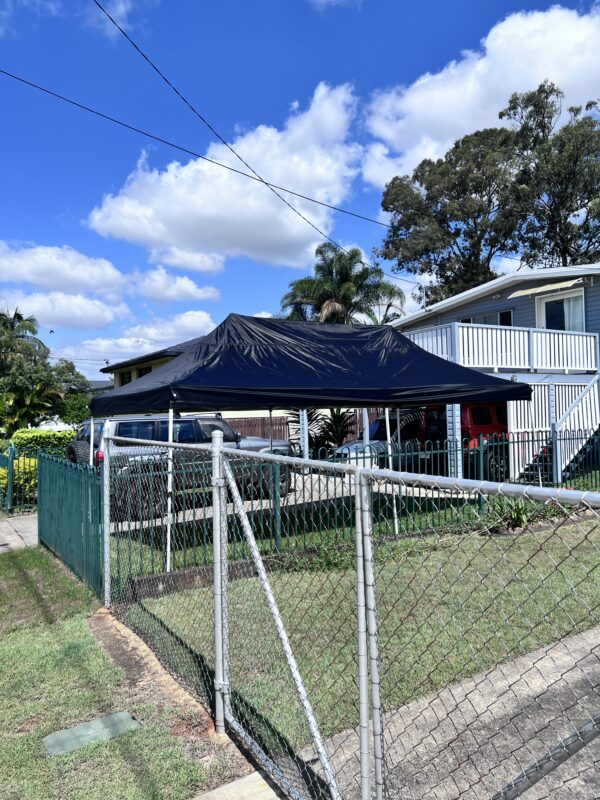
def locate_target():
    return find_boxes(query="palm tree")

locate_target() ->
[2,377,63,435]
[363,284,406,325]
[0,308,46,375]
[281,243,405,324]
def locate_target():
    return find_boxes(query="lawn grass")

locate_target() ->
[140,522,600,753]
[0,547,241,800]
[109,490,482,600]
[0,547,96,635]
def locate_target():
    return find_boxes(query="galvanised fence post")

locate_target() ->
[354,470,371,800]
[219,440,231,720]
[360,471,384,800]
[103,444,112,608]
[211,429,226,734]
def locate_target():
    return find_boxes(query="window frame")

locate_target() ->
[114,420,156,444]
[535,288,585,332]
[459,310,513,327]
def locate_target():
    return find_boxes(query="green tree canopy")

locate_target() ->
[500,81,600,267]
[0,308,48,376]
[379,81,600,306]
[281,242,404,324]
[0,312,90,434]
[380,128,524,306]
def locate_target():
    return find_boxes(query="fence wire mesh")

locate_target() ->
[103,434,600,800]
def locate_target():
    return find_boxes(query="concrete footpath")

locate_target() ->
[194,772,283,799]
[0,513,38,552]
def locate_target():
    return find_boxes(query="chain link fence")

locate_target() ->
[326,428,600,490]
[99,433,600,799]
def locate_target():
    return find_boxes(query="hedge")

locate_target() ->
[0,456,38,507]
[11,428,74,455]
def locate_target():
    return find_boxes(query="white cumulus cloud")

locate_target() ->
[0,289,129,330]
[0,241,125,302]
[123,309,215,344]
[59,309,217,374]
[134,266,219,302]
[88,82,362,269]
[363,5,600,186]
[0,0,61,36]
[87,0,137,38]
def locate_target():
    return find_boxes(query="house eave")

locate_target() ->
[394,264,600,329]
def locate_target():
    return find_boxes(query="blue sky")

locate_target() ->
[1,0,599,378]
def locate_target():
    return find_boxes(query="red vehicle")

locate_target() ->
[424,403,508,445]
[338,403,509,480]
[417,403,509,480]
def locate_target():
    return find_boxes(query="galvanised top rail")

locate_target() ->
[404,322,598,373]
[106,435,600,508]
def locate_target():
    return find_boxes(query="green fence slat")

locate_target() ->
[37,454,104,599]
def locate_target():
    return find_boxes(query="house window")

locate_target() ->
[137,366,152,378]
[119,370,132,386]
[536,289,585,332]
[460,310,513,326]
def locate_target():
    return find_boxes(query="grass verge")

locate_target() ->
[0,547,243,800]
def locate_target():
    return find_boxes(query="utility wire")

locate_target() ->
[0,65,420,286]
[92,0,384,264]
[90,1,423,287]
[91,3,528,288]
[0,67,388,230]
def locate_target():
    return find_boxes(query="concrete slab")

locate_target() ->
[301,625,600,799]
[0,514,38,551]
[194,771,283,799]
[9,514,39,547]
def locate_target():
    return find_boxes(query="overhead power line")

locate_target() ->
[91,1,421,286]
[92,0,351,249]
[0,64,419,286]
[0,67,388,230]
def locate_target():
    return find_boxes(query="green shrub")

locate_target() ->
[0,456,38,503]
[11,428,73,455]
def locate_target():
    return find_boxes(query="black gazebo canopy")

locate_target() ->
[91,314,532,416]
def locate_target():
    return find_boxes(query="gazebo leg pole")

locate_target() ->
[385,408,399,536]
[362,408,370,468]
[299,409,310,459]
[89,416,94,466]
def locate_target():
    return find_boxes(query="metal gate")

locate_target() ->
[217,446,354,800]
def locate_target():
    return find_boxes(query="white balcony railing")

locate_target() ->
[404,322,598,373]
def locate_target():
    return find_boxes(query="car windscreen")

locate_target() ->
[368,419,389,441]
[197,420,238,443]
[76,422,103,447]
[115,420,155,444]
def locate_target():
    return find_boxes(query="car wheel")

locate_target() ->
[66,445,78,464]
[485,449,508,482]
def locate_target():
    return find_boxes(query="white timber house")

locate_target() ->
[394,266,600,481]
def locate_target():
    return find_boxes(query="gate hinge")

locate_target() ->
[211,476,226,488]
[214,679,230,693]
